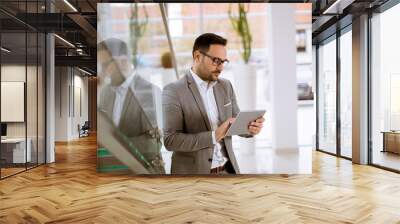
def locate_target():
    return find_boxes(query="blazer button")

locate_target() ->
[208,158,212,162]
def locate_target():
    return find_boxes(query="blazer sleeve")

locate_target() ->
[228,80,240,118]
[162,84,214,152]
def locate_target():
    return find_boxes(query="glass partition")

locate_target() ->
[1,30,28,177]
[0,0,46,179]
[317,36,337,155]
[37,31,45,165]
[370,3,400,171]
[339,28,352,158]
[27,31,38,169]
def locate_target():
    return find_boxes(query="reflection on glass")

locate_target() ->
[97,37,165,174]
[318,38,337,154]
[340,30,352,158]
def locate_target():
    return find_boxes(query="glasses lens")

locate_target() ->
[213,58,222,66]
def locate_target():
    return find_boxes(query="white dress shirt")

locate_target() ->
[190,69,227,169]
[111,72,136,126]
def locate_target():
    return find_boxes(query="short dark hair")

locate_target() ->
[192,33,227,58]
[97,38,128,57]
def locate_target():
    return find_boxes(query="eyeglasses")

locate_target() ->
[199,51,229,66]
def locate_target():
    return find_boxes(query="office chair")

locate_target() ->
[79,121,90,138]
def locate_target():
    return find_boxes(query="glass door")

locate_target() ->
[370,3,400,171]
[317,36,337,155]
[339,27,352,158]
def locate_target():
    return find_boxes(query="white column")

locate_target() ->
[266,4,298,151]
[352,14,369,164]
[312,45,317,149]
[54,67,73,141]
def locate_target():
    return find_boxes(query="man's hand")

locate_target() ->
[248,116,265,136]
[215,117,236,142]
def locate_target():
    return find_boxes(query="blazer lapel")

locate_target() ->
[186,71,211,131]
[100,86,116,118]
[118,89,133,129]
[213,82,227,123]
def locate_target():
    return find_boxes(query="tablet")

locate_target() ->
[226,110,266,136]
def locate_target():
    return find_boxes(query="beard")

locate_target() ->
[195,63,221,82]
[208,70,221,81]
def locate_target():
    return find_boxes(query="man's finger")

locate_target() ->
[249,126,259,132]
[249,130,258,135]
[256,117,265,123]
[226,117,235,123]
[250,125,261,132]
[250,122,263,128]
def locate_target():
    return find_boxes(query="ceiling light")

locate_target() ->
[323,0,354,15]
[1,47,11,53]
[63,0,78,12]
[78,67,93,76]
[54,34,75,48]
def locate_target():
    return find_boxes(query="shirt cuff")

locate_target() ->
[212,131,217,144]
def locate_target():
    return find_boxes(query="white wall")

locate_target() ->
[55,67,68,141]
[71,73,89,138]
[55,67,89,141]
[1,64,46,164]
[1,66,26,132]
[1,65,39,138]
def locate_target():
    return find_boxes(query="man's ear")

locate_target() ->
[193,50,201,63]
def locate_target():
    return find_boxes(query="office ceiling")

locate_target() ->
[311,0,390,44]
[0,0,99,73]
[0,32,46,65]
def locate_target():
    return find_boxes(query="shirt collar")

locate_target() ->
[119,70,136,90]
[190,68,217,89]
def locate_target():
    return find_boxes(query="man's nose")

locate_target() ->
[214,68,222,73]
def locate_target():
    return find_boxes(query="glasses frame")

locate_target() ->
[199,51,230,66]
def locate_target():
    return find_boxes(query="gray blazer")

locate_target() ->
[163,70,242,174]
[98,75,165,174]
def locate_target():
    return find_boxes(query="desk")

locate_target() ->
[382,131,400,154]
[1,138,31,164]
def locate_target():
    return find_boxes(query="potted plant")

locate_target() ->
[161,52,173,69]
[129,3,148,68]
[228,3,252,64]
[228,3,257,110]
[159,52,176,87]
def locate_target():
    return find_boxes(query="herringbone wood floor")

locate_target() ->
[1,135,400,224]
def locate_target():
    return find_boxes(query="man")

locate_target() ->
[97,38,165,174]
[163,33,265,174]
